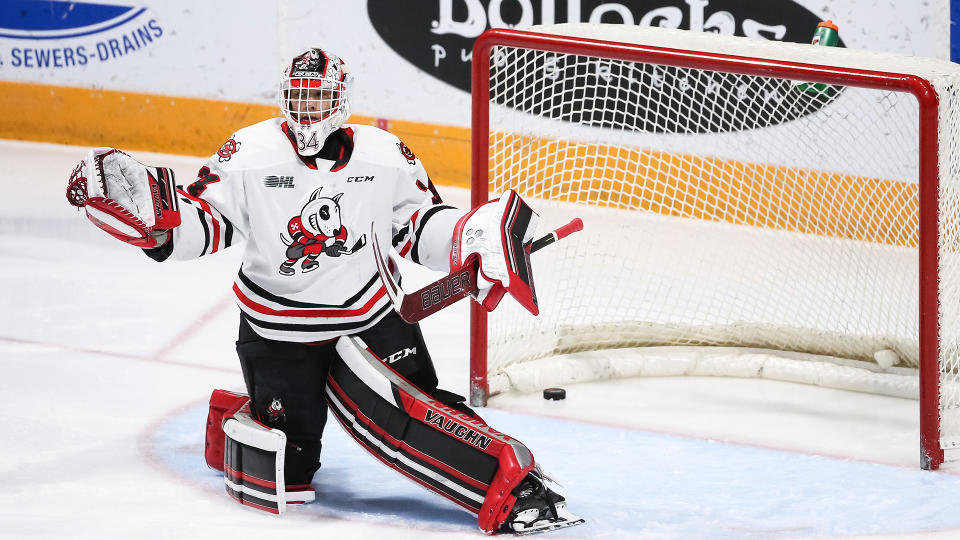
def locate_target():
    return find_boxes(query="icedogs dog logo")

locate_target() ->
[278,188,368,276]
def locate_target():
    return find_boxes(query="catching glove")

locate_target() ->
[66,147,180,248]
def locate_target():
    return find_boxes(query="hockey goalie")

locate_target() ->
[66,47,583,535]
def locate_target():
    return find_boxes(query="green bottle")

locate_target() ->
[811,20,840,47]
[796,20,840,96]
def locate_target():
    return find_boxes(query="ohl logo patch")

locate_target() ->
[217,137,241,163]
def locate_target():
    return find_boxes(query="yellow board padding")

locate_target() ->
[382,117,472,189]
[0,80,472,189]
[491,133,919,247]
[0,81,920,246]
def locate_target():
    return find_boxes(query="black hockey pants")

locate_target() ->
[235,311,522,515]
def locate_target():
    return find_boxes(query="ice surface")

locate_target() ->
[3,139,960,540]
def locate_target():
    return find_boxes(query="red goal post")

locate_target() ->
[469,24,960,469]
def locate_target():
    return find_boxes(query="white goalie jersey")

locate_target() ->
[150,119,463,341]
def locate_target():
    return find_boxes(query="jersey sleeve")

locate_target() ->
[144,159,248,262]
[390,142,465,273]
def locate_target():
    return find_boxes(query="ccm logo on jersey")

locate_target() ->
[347,175,375,183]
[424,410,492,450]
[264,175,295,188]
[383,347,416,364]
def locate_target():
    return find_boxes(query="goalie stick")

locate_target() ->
[372,218,583,323]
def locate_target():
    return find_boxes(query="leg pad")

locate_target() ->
[204,389,249,471]
[223,404,316,515]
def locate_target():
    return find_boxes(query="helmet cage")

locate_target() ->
[280,77,347,126]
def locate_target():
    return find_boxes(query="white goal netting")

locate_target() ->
[475,24,960,465]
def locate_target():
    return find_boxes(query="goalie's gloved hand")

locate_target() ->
[66,147,180,248]
[451,190,540,314]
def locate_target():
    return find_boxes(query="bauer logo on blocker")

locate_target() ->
[0,1,164,69]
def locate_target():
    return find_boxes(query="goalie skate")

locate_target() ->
[501,471,584,536]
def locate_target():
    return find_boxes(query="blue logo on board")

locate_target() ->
[0,0,163,68]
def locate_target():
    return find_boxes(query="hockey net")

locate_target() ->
[469,24,960,469]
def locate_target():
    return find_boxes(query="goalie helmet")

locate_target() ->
[279,47,353,156]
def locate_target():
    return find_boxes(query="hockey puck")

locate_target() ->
[543,388,566,401]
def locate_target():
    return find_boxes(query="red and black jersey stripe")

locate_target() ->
[176,189,236,256]
[239,303,393,334]
[237,269,380,309]
[140,193,234,262]
[410,204,456,264]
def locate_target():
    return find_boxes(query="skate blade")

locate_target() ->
[511,509,585,536]
[512,517,585,536]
